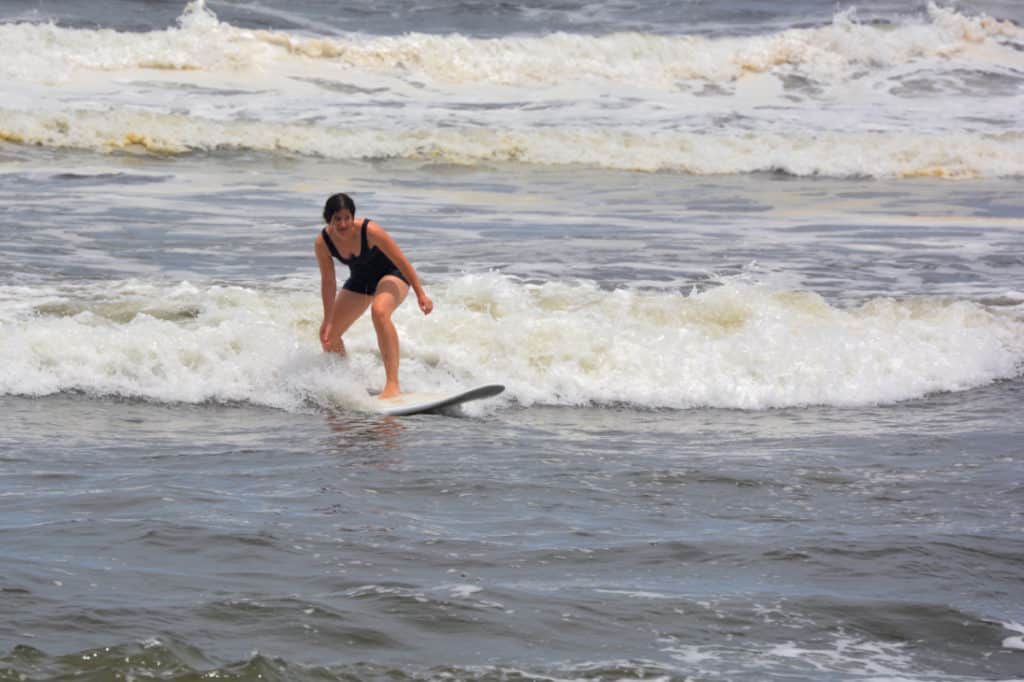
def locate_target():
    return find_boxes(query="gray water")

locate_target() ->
[2,1,1024,680]
[2,152,1022,680]
[2,380,1023,679]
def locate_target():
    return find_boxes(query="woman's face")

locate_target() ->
[329,209,354,233]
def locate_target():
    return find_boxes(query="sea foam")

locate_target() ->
[1,1,1021,179]
[1,2,1019,87]
[2,275,1021,411]
[2,109,1020,179]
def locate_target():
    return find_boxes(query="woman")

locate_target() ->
[315,192,432,399]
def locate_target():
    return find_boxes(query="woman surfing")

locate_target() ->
[315,192,432,399]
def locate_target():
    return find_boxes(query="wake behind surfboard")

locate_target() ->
[373,384,505,416]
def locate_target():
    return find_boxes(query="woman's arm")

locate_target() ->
[314,235,338,347]
[315,235,337,314]
[367,222,433,314]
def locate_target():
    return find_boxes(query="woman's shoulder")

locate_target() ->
[363,219,388,241]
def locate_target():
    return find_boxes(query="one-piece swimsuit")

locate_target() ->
[321,219,407,295]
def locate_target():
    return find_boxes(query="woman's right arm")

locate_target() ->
[315,236,336,347]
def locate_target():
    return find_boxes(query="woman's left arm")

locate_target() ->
[367,222,433,315]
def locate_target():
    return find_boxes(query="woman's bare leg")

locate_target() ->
[370,276,410,398]
[325,289,371,355]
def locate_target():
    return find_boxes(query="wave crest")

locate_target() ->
[0,1,1020,86]
[2,276,1021,411]
[2,108,1021,178]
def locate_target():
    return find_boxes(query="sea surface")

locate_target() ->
[1,1,1023,680]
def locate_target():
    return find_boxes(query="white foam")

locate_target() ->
[1,108,1020,179]
[1001,621,1024,650]
[1,2,1022,179]
[594,589,674,600]
[446,584,483,598]
[1,275,1021,411]
[663,633,921,678]
[1,2,1020,88]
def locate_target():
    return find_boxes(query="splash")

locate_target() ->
[1,2,1020,86]
[2,109,1022,178]
[2,275,1021,411]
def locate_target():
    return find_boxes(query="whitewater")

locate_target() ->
[2,275,1022,410]
[1,1,1022,177]
[2,2,1024,681]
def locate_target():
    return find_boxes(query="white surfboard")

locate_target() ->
[372,384,505,416]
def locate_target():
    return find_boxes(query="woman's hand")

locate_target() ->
[319,319,331,351]
[417,291,433,315]
[320,319,347,355]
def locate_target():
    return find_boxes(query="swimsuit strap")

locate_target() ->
[360,219,370,257]
[321,227,344,262]
[321,219,371,263]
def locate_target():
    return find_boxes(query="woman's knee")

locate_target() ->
[371,278,407,326]
[371,298,394,326]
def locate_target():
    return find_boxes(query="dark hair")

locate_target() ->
[323,193,356,223]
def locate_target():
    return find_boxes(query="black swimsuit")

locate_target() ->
[321,219,407,295]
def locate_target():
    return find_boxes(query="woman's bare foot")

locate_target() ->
[378,383,401,400]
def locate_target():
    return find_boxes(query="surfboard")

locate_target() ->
[372,384,505,416]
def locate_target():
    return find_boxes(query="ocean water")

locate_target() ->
[1,1,1023,680]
